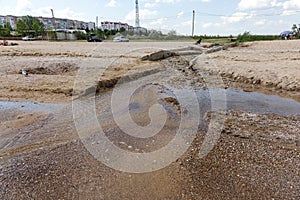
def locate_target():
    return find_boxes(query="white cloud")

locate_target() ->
[201,0,211,2]
[281,10,297,16]
[16,0,33,12]
[145,3,158,8]
[32,6,53,17]
[0,0,85,21]
[181,20,193,27]
[54,8,85,20]
[28,6,85,21]
[282,0,300,9]
[281,0,300,15]
[150,18,168,26]
[237,0,300,17]
[125,9,158,22]
[221,12,253,24]
[106,0,118,8]
[177,11,184,18]
[203,22,221,29]
[142,0,182,9]
[142,0,181,4]
[154,0,181,3]
[254,19,267,26]
[238,0,278,10]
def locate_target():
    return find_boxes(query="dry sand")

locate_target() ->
[1,40,299,102]
[213,40,300,100]
[0,40,299,199]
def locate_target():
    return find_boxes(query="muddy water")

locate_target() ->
[1,88,299,118]
[1,85,299,198]
[194,89,300,117]
[1,75,299,154]
[0,101,66,113]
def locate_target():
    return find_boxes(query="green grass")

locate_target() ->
[202,38,233,45]
[235,32,281,43]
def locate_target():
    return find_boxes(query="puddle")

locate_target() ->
[1,89,299,117]
[0,101,66,113]
[193,89,300,117]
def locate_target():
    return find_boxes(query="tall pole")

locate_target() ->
[51,9,56,31]
[50,9,57,40]
[135,0,140,28]
[192,10,195,37]
[96,16,99,30]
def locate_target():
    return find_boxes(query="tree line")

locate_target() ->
[4,15,298,41]
[0,16,46,37]
[0,15,133,39]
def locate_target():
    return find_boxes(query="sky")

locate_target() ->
[0,0,300,35]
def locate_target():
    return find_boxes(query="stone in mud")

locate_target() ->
[141,50,177,61]
[205,46,227,54]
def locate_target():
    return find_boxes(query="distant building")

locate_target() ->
[0,15,95,31]
[101,21,134,31]
[0,15,19,29]
[6,15,16,29]
[0,15,6,27]
[134,26,148,35]
[88,22,95,31]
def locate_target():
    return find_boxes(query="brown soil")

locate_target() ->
[0,40,299,199]
[212,40,300,101]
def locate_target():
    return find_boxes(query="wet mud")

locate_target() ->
[0,41,299,199]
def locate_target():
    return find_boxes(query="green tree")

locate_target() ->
[167,30,177,36]
[165,30,178,40]
[0,22,12,36]
[47,27,57,40]
[0,25,4,36]
[32,21,40,36]
[292,24,300,38]
[74,31,87,40]
[16,19,29,36]
[119,27,126,33]
[5,22,12,32]
[149,30,163,39]
[17,15,45,37]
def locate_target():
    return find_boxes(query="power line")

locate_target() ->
[134,9,300,24]
[195,10,300,18]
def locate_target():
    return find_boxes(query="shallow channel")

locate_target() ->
[195,89,300,117]
[0,89,299,117]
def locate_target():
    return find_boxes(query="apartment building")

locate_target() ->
[101,21,134,31]
[0,15,95,31]
[0,15,21,30]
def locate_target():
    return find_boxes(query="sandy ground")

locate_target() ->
[1,40,299,102]
[0,40,299,199]
[213,40,300,101]
[1,41,191,103]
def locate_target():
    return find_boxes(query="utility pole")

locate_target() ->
[192,10,195,37]
[51,9,57,40]
[51,9,56,31]
[96,16,99,30]
[135,0,140,28]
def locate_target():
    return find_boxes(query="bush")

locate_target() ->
[237,32,279,42]
[74,31,87,40]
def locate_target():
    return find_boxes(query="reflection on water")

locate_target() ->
[1,89,299,117]
[194,89,300,117]
[0,101,66,113]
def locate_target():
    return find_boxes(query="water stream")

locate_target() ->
[0,89,299,117]
[195,89,300,117]
[0,101,66,113]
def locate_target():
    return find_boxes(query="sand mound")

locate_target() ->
[20,62,79,76]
